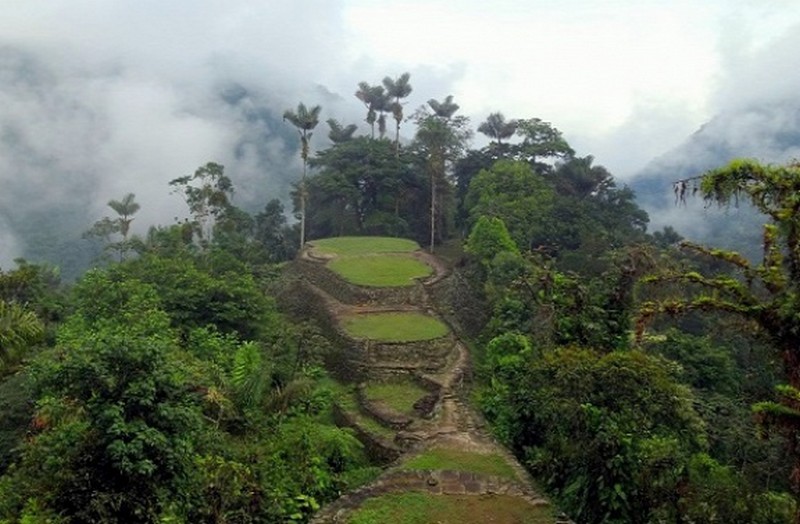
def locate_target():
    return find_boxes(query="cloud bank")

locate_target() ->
[2,1,800,272]
[629,17,800,256]
[0,2,458,272]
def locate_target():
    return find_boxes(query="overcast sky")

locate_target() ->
[2,0,800,267]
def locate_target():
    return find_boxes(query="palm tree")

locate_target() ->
[383,73,413,155]
[427,95,460,119]
[84,193,141,260]
[283,102,322,248]
[416,96,470,253]
[107,193,140,242]
[375,93,392,140]
[326,118,358,144]
[355,82,385,139]
[0,300,43,371]
[478,112,518,145]
[554,155,612,198]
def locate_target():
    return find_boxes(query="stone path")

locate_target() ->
[294,242,570,523]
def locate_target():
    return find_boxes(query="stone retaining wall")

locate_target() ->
[410,374,441,418]
[355,385,413,430]
[276,275,367,382]
[426,268,488,339]
[331,403,401,464]
[311,469,556,523]
[365,334,453,371]
[353,375,442,428]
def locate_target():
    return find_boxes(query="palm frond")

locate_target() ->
[0,300,43,368]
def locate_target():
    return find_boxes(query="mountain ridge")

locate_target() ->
[630,99,800,258]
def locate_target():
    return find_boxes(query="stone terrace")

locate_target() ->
[282,237,570,523]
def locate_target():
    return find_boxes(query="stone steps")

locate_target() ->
[293,242,571,523]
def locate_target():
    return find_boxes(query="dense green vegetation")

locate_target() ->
[1,70,798,523]
[456,149,797,520]
[0,172,373,523]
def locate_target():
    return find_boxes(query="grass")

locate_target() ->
[401,447,519,481]
[347,492,554,524]
[328,381,395,439]
[310,236,420,256]
[342,312,449,342]
[364,381,430,415]
[327,255,432,287]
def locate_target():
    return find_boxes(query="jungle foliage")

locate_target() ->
[0,175,373,523]
[1,72,797,523]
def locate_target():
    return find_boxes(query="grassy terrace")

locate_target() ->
[327,381,395,439]
[309,236,420,256]
[348,492,554,524]
[342,312,449,342]
[309,236,431,287]
[401,447,518,481]
[364,381,430,415]
[327,255,432,287]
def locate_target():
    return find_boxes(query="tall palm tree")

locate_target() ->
[478,112,518,145]
[326,118,358,144]
[283,102,322,249]
[417,96,469,253]
[383,73,413,155]
[355,82,385,139]
[107,193,140,242]
[375,94,392,140]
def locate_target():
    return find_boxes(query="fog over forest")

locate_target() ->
[2,1,800,270]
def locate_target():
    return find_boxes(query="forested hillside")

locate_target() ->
[1,74,798,523]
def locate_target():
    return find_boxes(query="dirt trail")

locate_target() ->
[302,244,569,523]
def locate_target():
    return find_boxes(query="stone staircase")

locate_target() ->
[286,241,570,523]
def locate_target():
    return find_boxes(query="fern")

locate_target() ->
[231,342,269,410]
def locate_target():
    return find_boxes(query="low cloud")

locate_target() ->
[3,1,798,271]
[627,19,800,255]
[0,2,459,270]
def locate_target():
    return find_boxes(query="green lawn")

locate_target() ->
[348,492,554,524]
[364,381,430,415]
[310,236,420,256]
[401,447,519,481]
[327,255,432,287]
[342,312,449,342]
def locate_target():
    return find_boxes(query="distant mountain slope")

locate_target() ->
[0,46,320,277]
[631,100,800,259]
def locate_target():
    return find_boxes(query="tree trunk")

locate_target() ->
[430,169,436,254]
[300,161,306,249]
[779,346,800,523]
[395,118,401,158]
